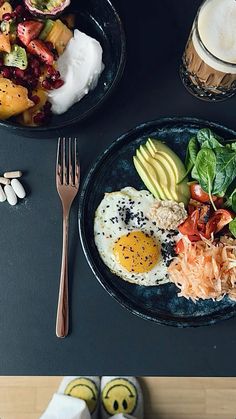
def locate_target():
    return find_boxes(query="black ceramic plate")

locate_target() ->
[79,117,236,327]
[0,0,125,135]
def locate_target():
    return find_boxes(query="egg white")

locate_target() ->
[94,187,179,286]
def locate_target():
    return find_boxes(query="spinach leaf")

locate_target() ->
[229,218,236,238]
[178,137,199,184]
[195,148,216,208]
[226,141,236,151]
[212,148,236,196]
[197,128,223,149]
[191,164,200,182]
[225,187,236,212]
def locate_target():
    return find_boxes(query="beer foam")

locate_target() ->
[198,0,236,64]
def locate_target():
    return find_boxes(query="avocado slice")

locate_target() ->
[139,145,178,200]
[146,141,179,183]
[135,149,166,198]
[133,156,161,199]
[147,138,190,205]
[147,138,187,183]
[137,148,169,200]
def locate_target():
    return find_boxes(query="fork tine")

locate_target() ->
[74,138,80,186]
[56,137,62,185]
[62,137,67,185]
[68,137,73,185]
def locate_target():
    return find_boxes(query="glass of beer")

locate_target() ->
[180,0,236,101]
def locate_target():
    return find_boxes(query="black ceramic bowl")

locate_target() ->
[0,0,125,135]
[79,117,236,327]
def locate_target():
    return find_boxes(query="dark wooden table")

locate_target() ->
[0,0,236,376]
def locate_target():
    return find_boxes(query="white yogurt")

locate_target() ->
[48,29,104,114]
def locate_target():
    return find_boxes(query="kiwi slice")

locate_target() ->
[39,19,54,40]
[4,45,28,70]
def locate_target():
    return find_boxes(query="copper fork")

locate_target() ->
[56,137,80,338]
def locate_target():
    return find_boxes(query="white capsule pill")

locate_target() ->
[4,171,22,179]
[11,178,26,199]
[0,176,10,185]
[0,185,6,202]
[4,185,17,206]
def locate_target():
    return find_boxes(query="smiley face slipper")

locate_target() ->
[100,377,143,419]
[57,376,100,419]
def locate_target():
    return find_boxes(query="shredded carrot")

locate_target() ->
[168,237,236,302]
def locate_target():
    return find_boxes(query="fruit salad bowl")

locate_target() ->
[0,0,126,136]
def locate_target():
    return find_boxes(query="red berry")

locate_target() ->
[33,67,40,78]
[31,95,40,105]
[53,79,64,89]
[2,13,13,21]
[14,5,24,17]
[42,79,53,90]
[1,67,11,78]
[30,58,40,69]
[33,112,45,124]
[46,65,56,75]
[14,68,25,79]
[43,101,52,114]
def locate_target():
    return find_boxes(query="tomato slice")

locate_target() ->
[178,209,199,236]
[190,184,222,206]
[176,239,184,254]
[205,209,234,237]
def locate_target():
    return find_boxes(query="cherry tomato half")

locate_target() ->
[190,184,223,207]
[205,209,234,237]
[178,209,199,236]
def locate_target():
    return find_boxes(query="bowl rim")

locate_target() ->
[78,116,236,328]
[0,0,126,134]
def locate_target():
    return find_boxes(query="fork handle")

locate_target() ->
[56,209,70,338]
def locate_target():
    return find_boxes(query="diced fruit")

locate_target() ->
[0,32,10,52]
[24,0,71,19]
[18,87,48,125]
[39,19,54,40]
[27,39,54,64]
[1,20,16,35]
[4,45,28,70]
[17,20,44,46]
[0,2,12,21]
[45,19,72,55]
[0,77,34,119]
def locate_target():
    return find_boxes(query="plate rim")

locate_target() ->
[0,0,126,134]
[78,116,236,327]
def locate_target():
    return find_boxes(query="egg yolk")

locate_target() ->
[113,231,160,273]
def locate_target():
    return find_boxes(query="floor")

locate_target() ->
[0,377,235,419]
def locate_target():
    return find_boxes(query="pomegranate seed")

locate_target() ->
[51,71,60,81]
[30,58,40,69]
[31,95,40,105]
[2,13,13,21]
[46,65,56,75]
[1,67,11,78]
[43,101,52,114]
[53,79,64,89]
[14,68,25,79]
[33,112,45,124]
[42,79,53,90]
[14,5,24,17]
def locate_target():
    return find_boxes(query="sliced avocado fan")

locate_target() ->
[133,138,190,206]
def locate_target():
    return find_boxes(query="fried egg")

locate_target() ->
[94,187,179,286]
